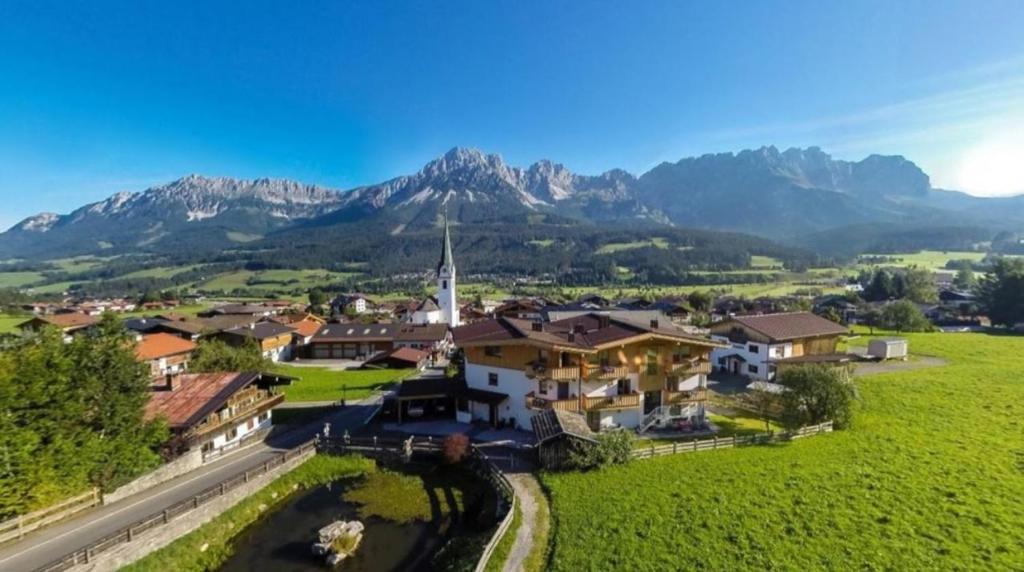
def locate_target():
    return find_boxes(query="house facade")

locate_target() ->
[308,323,450,361]
[709,312,850,381]
[220,322,297,362]
[452,313,724,432]
[135,333,197,379]
[144,372,284,458]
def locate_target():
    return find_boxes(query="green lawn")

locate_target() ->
[0,315,25,334]
[542,331,1024,570]
[198,268,362,294]
[750,255,784,269]
[273,364,412,402]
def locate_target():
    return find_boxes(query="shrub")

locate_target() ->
[778,364,856,430]
[567,430,634,470]
[442,433,470,464]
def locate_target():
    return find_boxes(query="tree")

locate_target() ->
[687,291,713,312]
[953,267,977,292]
[902,266,938,304]
[567,430,634,470]
[819,307,843,324]
[308,288,327,307]
[441,433,470,464]
[748,387,779,433]
[864,269,896,302]
[189,338,271,373]
[879,300,932,333]
[778,364,856,430]
[977,258,1024,327]
[860,306,882,335]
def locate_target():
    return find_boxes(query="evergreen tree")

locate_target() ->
[977,258,1024,327]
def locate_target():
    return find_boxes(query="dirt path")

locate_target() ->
[503,472,546,572]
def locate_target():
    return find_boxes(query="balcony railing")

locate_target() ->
[585,364,632,380]
[188,392,284,442]
[525,392,642,413]
[525,362,582,381]
[662,388,708,405]
[665,359,711,377]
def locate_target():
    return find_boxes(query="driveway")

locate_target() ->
[707,371,751,394]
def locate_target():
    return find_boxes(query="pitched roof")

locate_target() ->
[144,372,259,430]
[135,333,197,360]
[531,409,597,444]
[393,323,449,342]
[291,319,323,338]
[365,347,429,367]
[415,297,440,312]
[313,323,400,342]
[222,321,296,340]
[717,312,849,342]
[21,313,99,330]
[453,313,723,351]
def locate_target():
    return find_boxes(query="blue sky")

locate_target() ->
[1,0,1023,229]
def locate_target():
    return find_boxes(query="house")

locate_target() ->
[459,303,490,324]
[144,372,284,458]
[364,347,429,370]
[219,322,297,362]
[287,317,324,356]
[648,297,693,324]
[330,294,373,316]
[813,295,859,324]
[452,313,725,432]
[17,312,100,341]
[199,303,278,318]
[124,317,170,335]
[408,297,443,325]
[135,333,197,379]
[493,298,547,320]
[709,312,850,381]
[307,323,449,361]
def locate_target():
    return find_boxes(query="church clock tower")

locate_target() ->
[437,211,460,326]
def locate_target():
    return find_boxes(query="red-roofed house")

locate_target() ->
[144,372,283,457]
[135,333,197,379]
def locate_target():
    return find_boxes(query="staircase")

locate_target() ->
[639,403,700,433]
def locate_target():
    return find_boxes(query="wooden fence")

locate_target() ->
[469,446,517,572]
[35,440,317,572]
[632,422,834,460]
[0,489,100,546]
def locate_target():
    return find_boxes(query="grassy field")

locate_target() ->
[0,315,25,333]
[541,331,1024,570]
[859,250,988,270]
[596,237,669,254]
[198,268,362,294]
[0,271,45,288]
[273,364,412,402]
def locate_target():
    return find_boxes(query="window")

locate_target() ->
[748,344,758,353]
[672,345,691,363]
[718,357,726,366]
[488,372,499,386]
[484,345,502,358]
[538,379,549,394]
[442,280,448,289]
[226,427,238,441]
[646,348,658,376]
[748,364,759,374]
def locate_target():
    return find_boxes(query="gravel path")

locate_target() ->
[852,355,947,377]
[503,472,542,572]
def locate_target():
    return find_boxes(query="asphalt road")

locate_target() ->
[0,399,382,572]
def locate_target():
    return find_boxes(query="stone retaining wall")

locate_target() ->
[103,449,204,505]
[68,447,315,572]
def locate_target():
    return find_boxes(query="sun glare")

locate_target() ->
[956,132,1024,197]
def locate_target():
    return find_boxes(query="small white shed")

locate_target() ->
[868,338,908,360]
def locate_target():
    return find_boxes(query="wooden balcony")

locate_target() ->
[525,363,582,381]
[585,364,632,380]
[662,388,707,405]
[665,359,711,377]
[188,391,284,442]
[525,392,642,413]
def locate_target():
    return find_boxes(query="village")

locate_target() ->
[3,212,1020,572]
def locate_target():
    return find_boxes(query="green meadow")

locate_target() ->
[541,331,1024,570]
[272,364,412,402]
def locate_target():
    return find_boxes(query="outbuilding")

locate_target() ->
[867,338,908,361]
[531,409,598,470]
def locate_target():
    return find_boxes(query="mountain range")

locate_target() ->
[3,146,1022,260]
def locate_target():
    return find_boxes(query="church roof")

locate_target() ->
[437,210,455,274]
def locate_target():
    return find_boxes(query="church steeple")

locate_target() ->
[435,208,459,326]
[437,209,455,275]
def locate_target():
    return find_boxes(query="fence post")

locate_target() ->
[220,483,226,495]
[244,470,249,483]
[127,526,133,542]
[373,436,378,451]
[673,442,678,455]
[163,510,169,524]
[713,436,718,449]
[693,439,698,452]
[193,496,199,509]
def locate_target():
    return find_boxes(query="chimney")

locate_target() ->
[650,318,660,329]
[567,332,576,343]
[163,373,177,391]
[574,323,586,334]
[531,321,544,332]
[598,315,610,329]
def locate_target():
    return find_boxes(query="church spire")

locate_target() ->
[437,208,454,275]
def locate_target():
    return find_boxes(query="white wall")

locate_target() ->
[710,336,787,381]
[465,362,534,430]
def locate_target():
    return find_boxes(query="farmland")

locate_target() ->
[541,331,1024,571]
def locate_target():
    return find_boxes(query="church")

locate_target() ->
[408,213,460,327]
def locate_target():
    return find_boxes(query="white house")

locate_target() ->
[709,312,850,381]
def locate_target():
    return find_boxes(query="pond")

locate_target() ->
[219,459,497,572]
